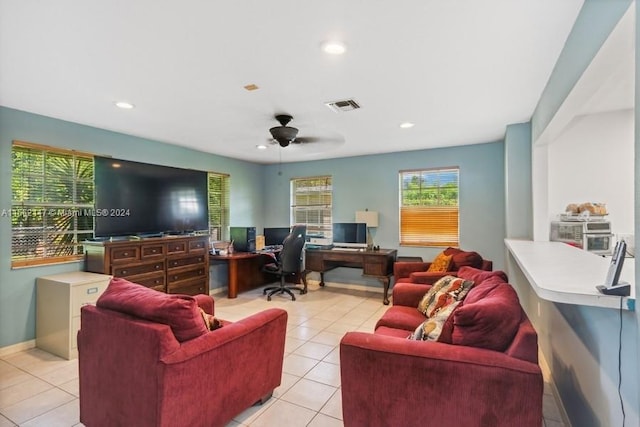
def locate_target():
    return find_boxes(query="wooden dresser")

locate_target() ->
[84,235,209,295]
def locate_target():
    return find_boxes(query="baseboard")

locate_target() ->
[0,339,36,357]
[308,279,384,295]
[209,287,227,297]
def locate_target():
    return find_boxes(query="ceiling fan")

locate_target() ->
[269,114,324,147]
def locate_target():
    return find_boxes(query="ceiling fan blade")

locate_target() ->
[292,136,342,144]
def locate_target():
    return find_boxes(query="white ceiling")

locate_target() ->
[0,0,584,164]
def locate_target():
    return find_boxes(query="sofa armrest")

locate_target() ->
[393,262,430,280]
[408,271,447,285]
[340,332,543,427]
[391,282,430,307]
[193,294,214,315]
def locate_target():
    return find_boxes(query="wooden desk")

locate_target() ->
[210,251,306,298]
[304,248,397,304]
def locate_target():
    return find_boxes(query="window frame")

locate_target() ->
[399,167,460,247]
[10,141,95,268]
[290,175,333,237]
[207,172,230,241]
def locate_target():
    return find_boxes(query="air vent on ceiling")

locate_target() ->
[325,98,361,113]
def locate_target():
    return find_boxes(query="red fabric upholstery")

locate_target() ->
[96,278,209,342]
[79,293,287,427]
[345,267,542,427]
[393,248,492,286]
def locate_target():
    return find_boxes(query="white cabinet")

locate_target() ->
[36,271,111,359]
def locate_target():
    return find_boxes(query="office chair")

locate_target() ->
[263,227,306,301]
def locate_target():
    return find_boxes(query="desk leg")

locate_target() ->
[228,259,238,298]
[319,272,325,287]
[300,270,308,294]
[380,277,391,305]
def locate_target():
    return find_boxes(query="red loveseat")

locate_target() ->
[78,278,287,427]
[340,267,543,427]
[394,247,493,286]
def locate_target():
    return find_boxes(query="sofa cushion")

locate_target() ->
[375,306,426,332]
[443,247,483,270]
[96,277,209,342]
[457,266,508,286]
[452,282,521,352]
[417,276,474,317]
[426,252,452,272]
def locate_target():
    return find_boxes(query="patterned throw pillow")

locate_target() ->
[410,301,461,341]
[417,275,474,317]
[427,252,452,272]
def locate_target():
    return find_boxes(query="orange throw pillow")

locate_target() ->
[427,252,452,272]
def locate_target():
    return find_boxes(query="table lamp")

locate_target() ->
[355,210,379,249]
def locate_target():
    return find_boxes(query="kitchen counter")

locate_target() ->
[505,239,635,311]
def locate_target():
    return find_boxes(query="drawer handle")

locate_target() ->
[198,257,203,262]
[175,246,180,250]
[173,276,178,280]
[155,265,161,269]
[86,287,98,295]
[123,252,129,256]
[121,270,127,274]
[152,249,157,253]
[173,262,178,266]
[155,280,161,284]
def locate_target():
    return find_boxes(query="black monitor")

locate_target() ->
[264,227,291,246]
[332,222,367,248]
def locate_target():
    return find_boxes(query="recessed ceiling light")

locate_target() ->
[244,84,259,91]
[115,101,135,109]
[321,41,347,55]
[399,122,415,129]
[256,144,268,150]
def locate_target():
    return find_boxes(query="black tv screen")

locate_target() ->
[94,157,209,238]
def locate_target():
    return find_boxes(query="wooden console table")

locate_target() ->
[210,251,306,298]
[304,248,397,304]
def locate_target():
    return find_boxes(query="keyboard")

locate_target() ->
[331,247,363,251]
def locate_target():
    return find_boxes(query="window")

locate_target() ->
[291,176,332,237]
[399,167,459,247]
[10,141,94,267]
[207,172,230,241]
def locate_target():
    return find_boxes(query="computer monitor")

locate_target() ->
[263,227,291,246]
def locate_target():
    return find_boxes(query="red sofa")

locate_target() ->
[340,267,543,427]
[78,278,287,427]
[394,247,493,286]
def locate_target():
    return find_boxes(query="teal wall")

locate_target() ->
[0,107,264,348]
[504,122,532,239]
[514,1,639,426]
[0,106,507,347]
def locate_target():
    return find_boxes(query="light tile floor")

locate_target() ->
[0,282,567,426]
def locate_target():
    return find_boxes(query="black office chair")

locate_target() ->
[262,227,306,301]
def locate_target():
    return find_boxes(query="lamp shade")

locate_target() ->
[355,211,379,227]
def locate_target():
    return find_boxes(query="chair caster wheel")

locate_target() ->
[300,289,307,295]
[267,296,272,301]
[292,296,296,301]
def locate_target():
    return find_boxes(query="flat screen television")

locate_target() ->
[332,222,367,248]
[263,227,291,246]
[94,156,209,238]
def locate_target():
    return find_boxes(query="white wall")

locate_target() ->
[548,109,635,236]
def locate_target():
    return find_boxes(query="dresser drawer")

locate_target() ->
[167,266,206,284]
[128,272,166,290]
[113,261,164,277]
[167,278,207,295]
[166,241,187,255]
[141,244,166,259]
[110,246,140,263]
[71,280,110,314]
[188,238,208,253]
[167,255,206,270]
